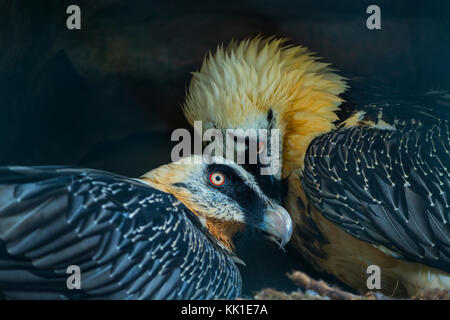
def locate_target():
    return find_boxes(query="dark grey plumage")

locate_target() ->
[0,166,241,299]
[303,103,450,273]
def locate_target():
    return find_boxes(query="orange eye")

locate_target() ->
[209,172,225,186]
[257,142,265,154]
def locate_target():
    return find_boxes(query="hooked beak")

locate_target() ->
[260,202,293,248]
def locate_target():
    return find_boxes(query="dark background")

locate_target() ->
[1,0,449,296]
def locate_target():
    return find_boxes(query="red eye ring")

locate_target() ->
[209,172,225,187]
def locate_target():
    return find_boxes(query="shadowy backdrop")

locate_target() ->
[1,0,449,295]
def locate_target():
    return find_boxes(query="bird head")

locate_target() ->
[140,155,293,253]
[183,36,347,178]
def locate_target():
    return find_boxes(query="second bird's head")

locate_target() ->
[140,155,292,254]
[182,36,347,183]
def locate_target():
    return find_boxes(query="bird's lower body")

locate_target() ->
[286,176,450,297]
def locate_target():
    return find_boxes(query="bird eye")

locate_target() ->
[209,172,225,187]
[257,142,265,154]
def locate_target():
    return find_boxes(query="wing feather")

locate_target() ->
[303,106,450,272]
[0,166,241,299]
